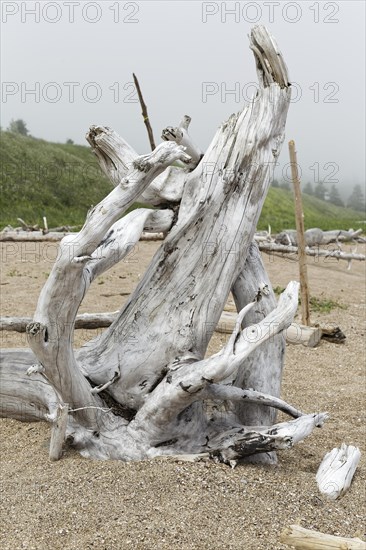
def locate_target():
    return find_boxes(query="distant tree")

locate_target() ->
[66,138,74,145]
[8,119,29,136]
[328,185,344,207]
[279,181,290,191]
[272,179,279,187]
[303,182,313,195]
[314,182,326,200]
[347,184,366,212]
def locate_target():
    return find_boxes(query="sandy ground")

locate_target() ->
[0,240,365,550]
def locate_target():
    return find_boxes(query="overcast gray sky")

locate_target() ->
[1,1,365,190]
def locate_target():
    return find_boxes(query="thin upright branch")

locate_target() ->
[133,73,156,151]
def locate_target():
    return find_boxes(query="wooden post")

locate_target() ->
[43,215,48,234]
[289,140,311,326]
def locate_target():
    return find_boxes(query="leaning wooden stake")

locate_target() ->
[289,140,310,326]
[133,72,156,151]
[280,525,366,549]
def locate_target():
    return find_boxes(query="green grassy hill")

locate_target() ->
[0,131,114,228]
[258,187,364,232]
[0,132,364,232]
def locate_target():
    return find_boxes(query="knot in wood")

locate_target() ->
[26,321,44,336]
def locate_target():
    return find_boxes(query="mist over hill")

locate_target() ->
[0,132,364,233]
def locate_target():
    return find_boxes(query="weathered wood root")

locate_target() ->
[211,412,327,457]
[0,348,58,422]
[49,404,69,460]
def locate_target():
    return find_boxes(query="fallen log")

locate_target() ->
[316,444,361,500]
[0,231,73,242]
[0,312,119,332]
[280,524,366,549]
[0,230,165,242]
[0,312,321,348]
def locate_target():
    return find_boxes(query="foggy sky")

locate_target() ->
[1,1,365,190]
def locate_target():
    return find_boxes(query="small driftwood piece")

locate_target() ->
[49,404,69,460]
[316,443,361,500]
[280,525,366,549]
[285,323,321,347]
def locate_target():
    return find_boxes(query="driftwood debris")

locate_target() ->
[258,242,365,264]
[320,325,346,343]
[0,26,330,465]
[16,218,40,232]
[280,525,366,549]
[276,228,364,246]
[316,444,361,500]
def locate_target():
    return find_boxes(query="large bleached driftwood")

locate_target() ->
[0,26,329,463]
